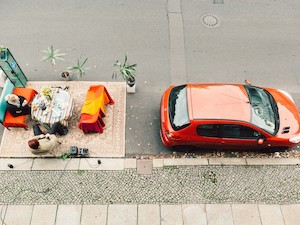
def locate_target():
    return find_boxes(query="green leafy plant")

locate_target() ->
[112,53,137,83]
[0,45,7,60]
[203,171,217,184]
[67,57,88,80]
[41,45,66,66]
[41,45,89,81]
[59,152,71,160]
[0,45,6,52]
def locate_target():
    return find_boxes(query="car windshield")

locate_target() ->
[169,85,190,130]
[244,85,279,135]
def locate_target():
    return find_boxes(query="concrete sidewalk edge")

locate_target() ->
[0,157,299,171]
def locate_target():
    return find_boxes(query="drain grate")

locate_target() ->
[201,14,220,28]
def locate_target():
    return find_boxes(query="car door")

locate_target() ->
[195,124,222,149]
[219,124,265,149]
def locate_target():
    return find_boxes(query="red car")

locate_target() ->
[160,82,300,151]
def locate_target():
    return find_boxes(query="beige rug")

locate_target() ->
[0,81,126,158]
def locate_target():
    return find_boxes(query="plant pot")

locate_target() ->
[61,71,70,81]
[126,83,136,93]
[126,78,136,93]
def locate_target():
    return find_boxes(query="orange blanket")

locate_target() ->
[81,85,114,115]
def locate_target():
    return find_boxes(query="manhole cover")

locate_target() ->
[201,14,220,28]
[137,159,152,175]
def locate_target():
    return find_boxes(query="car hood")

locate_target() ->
[266,88,300,137]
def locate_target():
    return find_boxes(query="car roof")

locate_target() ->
[187,83,251,122]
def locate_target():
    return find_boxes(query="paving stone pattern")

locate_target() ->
[0,165,299,205]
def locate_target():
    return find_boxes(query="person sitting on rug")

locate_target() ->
[28,122,68,155]
[5,94,31,117]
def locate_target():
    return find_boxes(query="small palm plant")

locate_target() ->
[41,45,66,70]
[112,53,137,85]
[67,57,88,80]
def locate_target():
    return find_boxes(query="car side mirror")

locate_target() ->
[257,138,264,145]
[245,79,251,85]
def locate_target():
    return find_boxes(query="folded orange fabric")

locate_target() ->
[81,85,112,115]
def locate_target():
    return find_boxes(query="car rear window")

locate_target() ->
[169,85,190,130]
[196,124,219,137]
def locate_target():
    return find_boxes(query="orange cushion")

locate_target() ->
[13,87,37,101]
[3,112,28,128]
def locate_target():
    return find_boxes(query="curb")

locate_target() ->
[0,157,299,171]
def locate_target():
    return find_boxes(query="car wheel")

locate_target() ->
[172,145,195,152]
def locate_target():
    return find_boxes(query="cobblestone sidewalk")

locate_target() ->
[1,165,299,205]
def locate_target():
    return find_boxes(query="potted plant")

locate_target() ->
[42,45,67,81]
[0,45,8,61]
[67,57,88,80]
[41,45,66,70]
[112,53,137,93]
[41,46,89,81]
[61,71,70,81]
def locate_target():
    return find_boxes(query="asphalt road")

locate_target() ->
[1,0,300,156]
